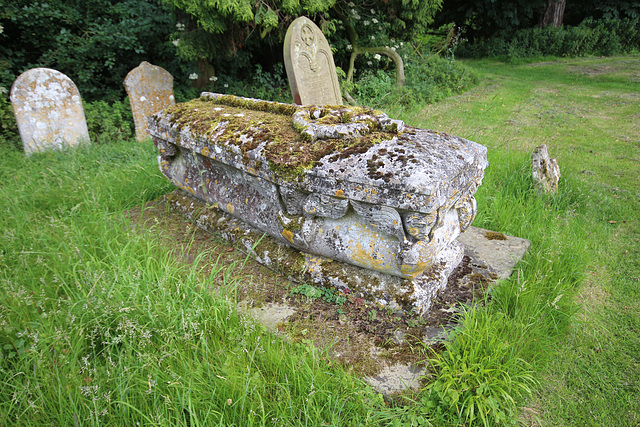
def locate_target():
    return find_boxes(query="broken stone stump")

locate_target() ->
[147,93,488,313]
[532,144,560,194]
[10,68,90,155]
[283,16,342,105]
[124,61,175,141]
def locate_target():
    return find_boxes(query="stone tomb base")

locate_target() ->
[165,190,529,313]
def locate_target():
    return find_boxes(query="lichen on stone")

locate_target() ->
[156,94,404,183]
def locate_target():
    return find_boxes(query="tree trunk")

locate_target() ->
[540,0,566,28]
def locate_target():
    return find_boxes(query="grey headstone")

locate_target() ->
[124,61,175,141]
[283,16,342,105]
[10,68,90,155]
[532,144,561,194]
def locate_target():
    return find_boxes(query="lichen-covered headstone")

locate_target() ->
[10,68,90,155]
[148,93,488,313]
[532,144,561,194]
[124,61,175,141]
[283,16,342,105]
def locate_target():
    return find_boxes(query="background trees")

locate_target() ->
[0,0,179,101]
[1,0,639,104]
[436,0,640,43]
[160,0,444,87]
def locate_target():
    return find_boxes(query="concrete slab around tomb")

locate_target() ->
[155,191,530,397]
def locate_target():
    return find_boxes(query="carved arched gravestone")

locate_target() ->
[283,16,343,105]
[10,68,90,155]
[124,61,175,141]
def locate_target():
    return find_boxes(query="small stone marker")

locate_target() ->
[283,16,342,105]
[124,61,175,141]
[10,68,90,155]
[532,144,561,193]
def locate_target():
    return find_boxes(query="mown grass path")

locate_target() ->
[392,55,640,426]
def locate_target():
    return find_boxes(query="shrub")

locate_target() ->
[213,63,292,103]
[351,54,478,108]
[0,94,20,150]
[83,99,134,144]
[457,18,640,60]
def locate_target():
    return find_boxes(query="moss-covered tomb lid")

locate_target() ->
[148,93,488,213]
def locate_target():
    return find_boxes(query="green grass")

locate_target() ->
[0,142,386,425]
[385,55,640,425]
[1,54,639,426]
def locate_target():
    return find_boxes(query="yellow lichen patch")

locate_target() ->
[400,261,430,279]
[248,167,256,175]
[201,146,210,156]
[226,203,234,214]
[351,244,386,271]
[281,229,294,244]
[334,189,345,198]
[347,226,390,271]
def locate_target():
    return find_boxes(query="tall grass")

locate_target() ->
[0,142,385,425]
[386,56,640,425]
[2,55,638,426]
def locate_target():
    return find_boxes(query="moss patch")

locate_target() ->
[484,231,508,240]
[161,95,397,181]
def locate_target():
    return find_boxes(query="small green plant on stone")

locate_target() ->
[290,283,323,300]
[289,284,346,305]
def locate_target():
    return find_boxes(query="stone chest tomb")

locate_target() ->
[148,93,488,313]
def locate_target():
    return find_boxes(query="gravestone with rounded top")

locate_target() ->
[10,68,90,155]
[124,61,175,141]
[283,16,342,106]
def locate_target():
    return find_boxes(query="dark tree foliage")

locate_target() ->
[435,0,547,42]
[564,0,640,25]
[0,0,181,101]
[437,0,640,41]
[162,0,443,82]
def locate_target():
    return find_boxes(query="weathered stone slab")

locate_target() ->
[457,226,531,281]
[148,94,488,313]
[10,68,89,155]
[283,16,342,105]
[532,144,560,194]
[124,61,175,141]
